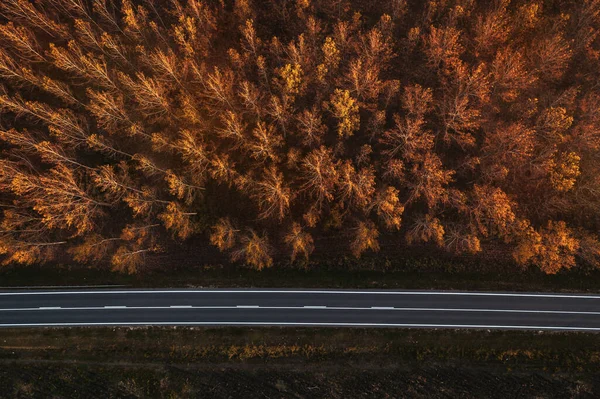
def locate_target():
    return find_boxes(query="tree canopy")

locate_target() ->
[0,0,599,273]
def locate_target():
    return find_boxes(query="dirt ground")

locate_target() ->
[1,361,598,398]
[1,327,599,398]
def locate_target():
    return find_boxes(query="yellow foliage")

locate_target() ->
[322,37,340,69]
[278,63,303,96]
[537,107,573,143]
[328,89,360,138]
[6,247,41,265]
[518,2,541,29]
[549,152,581,193]
[316,63,328,82]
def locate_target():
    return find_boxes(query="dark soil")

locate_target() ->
[1,362,598,398]
[1,327,600,398]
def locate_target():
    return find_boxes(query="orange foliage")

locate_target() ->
[231,229,273,270]
[514,221,579,274]
[350,221,380,258]
[284,223,315,262]
[0,0,597,274]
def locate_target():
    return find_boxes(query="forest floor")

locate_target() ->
[2,238,600,292]
[1,327,599,398]
[2,252,600,292]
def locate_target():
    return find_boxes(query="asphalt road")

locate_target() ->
[1,289,600,330]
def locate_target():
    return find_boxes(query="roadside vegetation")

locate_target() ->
[3,253,600,292]
[1,327,599,397]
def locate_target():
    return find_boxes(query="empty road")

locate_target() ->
[1,289,600,330]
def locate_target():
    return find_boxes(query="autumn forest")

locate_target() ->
[0,0,599,274]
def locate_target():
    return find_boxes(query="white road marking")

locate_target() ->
[0,306,599,315]
[38,307,61,310]
[1,321,599,331]
[1,290,600,299]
